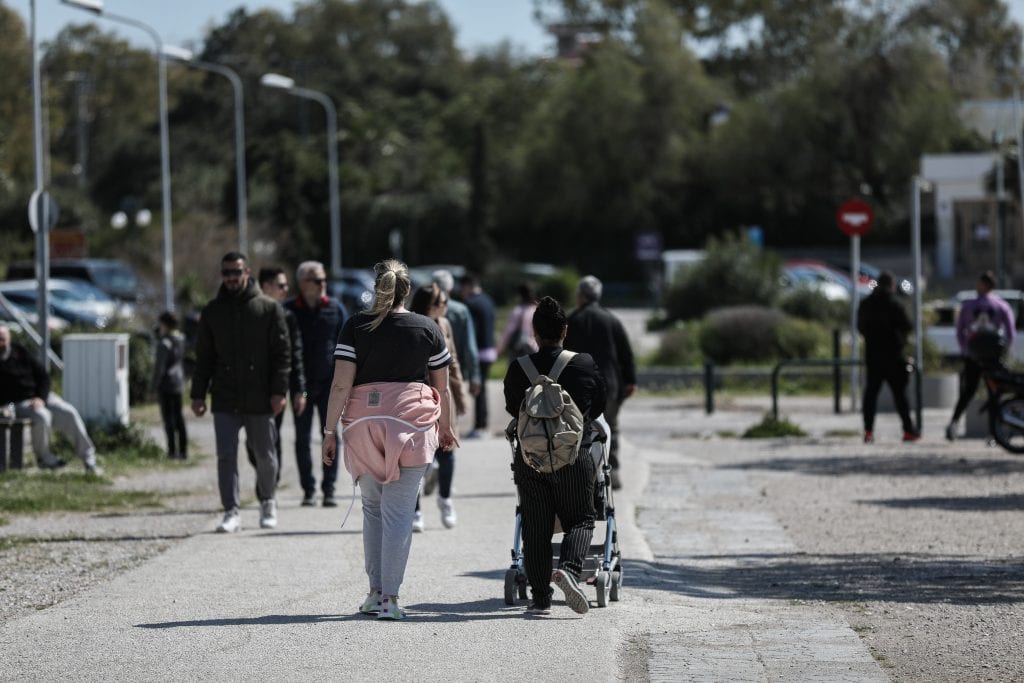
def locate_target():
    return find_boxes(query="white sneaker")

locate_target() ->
[412,510,425,533]
[438,497,457,529]
[259,499,277,529]
[216,511,241,533]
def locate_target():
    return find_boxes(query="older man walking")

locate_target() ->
[191,252,290,533]
[564,275,636,490]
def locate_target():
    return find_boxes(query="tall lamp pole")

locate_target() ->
[29,0,51,367]
[62,0,175,311]
[164,46,248,254]
[260,73,342,278]
[911,176,932,434]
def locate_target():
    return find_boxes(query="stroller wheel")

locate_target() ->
[595,571,610,608]
[504,569,518,606]
[610,568,623,602]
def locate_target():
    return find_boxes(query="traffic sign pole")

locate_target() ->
[837,198,875,413]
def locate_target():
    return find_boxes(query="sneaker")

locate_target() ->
[359,590,383,615]
[216,511,241,533]
[412,510,425,533]
[863,431,874,444]
[422,465,439,496]
[259,499,278,529]
[38,457,66,470]
[463,429,483,439]
[903,431,921,442]
[609,470,622,491]
[322,496,338,508]
[84,462,104,476]
[526,602,551,615]
[551,569,589,615]
[301,493,316,507]
[437,496,457,529]
[377,596,406,621]
[945,422,957,442]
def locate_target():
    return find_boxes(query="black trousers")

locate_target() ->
[158,391,188,457]
[950,357,983,423]
[474,361,493,431]
[862,358,914,433]
[515,453,596,604]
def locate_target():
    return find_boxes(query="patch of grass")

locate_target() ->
[742,413,807,438]
[715,430,739,438]
[51,421,191,476]
[0,470,162,515]
[825,429,861,438]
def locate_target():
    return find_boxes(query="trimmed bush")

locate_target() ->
[664,232,781,322]
[649,321,703,366]
[775,317,830,360]
[699,306,784,364]
[779,287,848,325]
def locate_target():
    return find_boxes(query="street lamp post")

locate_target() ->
[29,0,51,367]
[164,45,248,254]
[62,0,175,311]
[911,175,933,433]
[260,73,342,278]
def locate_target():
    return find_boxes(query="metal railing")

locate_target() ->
[0,293,64,371]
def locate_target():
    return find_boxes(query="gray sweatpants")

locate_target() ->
[213,412,278,512]
[358,464,428,596]
[14,393,95,466]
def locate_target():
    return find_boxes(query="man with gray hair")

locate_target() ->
[564,275,636,489]
[285,260,348,507]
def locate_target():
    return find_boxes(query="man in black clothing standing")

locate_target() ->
[461,273,496,438]
[504,297,606,616]
[857,271,920,443]
[564,275,636,489]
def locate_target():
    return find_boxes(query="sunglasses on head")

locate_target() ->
[221,268,244,277]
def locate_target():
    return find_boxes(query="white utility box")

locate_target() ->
[62,334,130,426]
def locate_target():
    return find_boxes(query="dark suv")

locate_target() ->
[6,258,143,304]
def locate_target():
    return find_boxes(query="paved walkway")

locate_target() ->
[0,388,929,681]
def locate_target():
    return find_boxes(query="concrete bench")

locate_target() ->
[0,417,32,471]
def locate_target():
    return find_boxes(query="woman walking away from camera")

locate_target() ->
[497,283,539,360]
[151,311,188,459]
[409,284,466,531]
[503,296,606,616]
[322,260,458,620]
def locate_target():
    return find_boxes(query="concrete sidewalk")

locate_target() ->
[0,389,927,681]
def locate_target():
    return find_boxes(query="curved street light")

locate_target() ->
[260,72,342,278]
[61,0,176,311]
[164,45,249,255]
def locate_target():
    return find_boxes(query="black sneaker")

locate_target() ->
[526,602,551,615]
[322,496,338,508]
[38,457,66,470]
[945,422,957,442]
[301,493,316,507]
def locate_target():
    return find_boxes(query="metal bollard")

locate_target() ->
[704,361,715,415]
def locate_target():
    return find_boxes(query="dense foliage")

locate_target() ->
[0,0,1018,299]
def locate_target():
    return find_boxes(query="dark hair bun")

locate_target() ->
[532,296,567,341]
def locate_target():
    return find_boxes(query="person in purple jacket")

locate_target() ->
[945,270,1017,441]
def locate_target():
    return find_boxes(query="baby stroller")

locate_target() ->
[503,414,623,607]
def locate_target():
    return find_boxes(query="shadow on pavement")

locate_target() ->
[722,453,1024,477]
[863,493,1024,511]
[627,554,1024,605]
[136,613,363,628]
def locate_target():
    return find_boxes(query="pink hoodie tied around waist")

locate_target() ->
[341,381,441,484]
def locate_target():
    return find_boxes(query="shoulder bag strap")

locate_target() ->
[548,351,576,382]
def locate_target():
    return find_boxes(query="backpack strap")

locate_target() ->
[548,351,576,382]
[517,355,541,383]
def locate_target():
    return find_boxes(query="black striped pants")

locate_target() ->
[515,453,596,602]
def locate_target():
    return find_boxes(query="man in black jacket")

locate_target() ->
[564,275,636,489]
[857,271,920,443]
[191,253,290,533]
[0,324,99,473]
[284,260,347,507]
[504,297,606,616]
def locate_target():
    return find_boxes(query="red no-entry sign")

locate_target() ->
[836,198,874,237]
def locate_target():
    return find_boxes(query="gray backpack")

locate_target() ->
[514,351,585,474]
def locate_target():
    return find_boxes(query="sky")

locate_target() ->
[13,0,552,56]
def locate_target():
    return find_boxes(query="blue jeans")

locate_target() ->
[294,386,339,497]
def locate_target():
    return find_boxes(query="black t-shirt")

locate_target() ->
[335,311,451,386]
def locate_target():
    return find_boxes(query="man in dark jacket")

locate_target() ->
[0,324,99,473]
[191,252,290,533]
[857,271,919,443]
[504,297,606,616]
[564,275,636,489]
[284,260,347,507]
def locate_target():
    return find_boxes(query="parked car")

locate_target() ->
[328,268,375,315]
[828,260,914,297]
[0,293,69,333]
[781,260,855,301]
[5,258,145,305]
[0,278,129,329]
